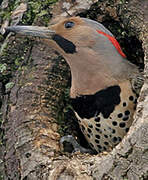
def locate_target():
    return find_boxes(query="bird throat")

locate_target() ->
[64,52,118,98]
[70,67,117,98]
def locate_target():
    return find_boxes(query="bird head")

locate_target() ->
[6,17,138,97]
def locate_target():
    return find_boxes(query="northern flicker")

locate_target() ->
[5,17,143,153]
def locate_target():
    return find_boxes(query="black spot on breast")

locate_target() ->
[112,137,118,143]
[118,137,122,142]
[88,124,93,128]
[96,123,101,127]
[112,129,116,134]
[103,146,107,151]
[81,125,85,132]
[125,128,129,132]
[95,117,100,122]
[123,102,126,107]
[104,134,108,138]
[97,145,102,149]
[52,34,77,54]
[119,122,126,128]
[122,116,129,121]
[125,110,130,116]
[112,136,122,143]
[95,139,100,144]
[104,141,109,145]
[95,135,100,139]
[96,128,102,133]
[118,113,123,118]
[129,96,134,101]
[87,128,92,133]
[87,134,91,138]
[112,121,118,126]
[71,85,121,119]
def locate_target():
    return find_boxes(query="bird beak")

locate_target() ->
[5,26,55,39]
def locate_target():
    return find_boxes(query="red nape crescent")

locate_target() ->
[97,30,126,58]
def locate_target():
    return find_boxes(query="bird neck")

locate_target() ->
[62,47,138,98]
[64,48,118,98]
[70,70,117,98]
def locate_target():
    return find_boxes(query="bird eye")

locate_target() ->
[64,21,75,29]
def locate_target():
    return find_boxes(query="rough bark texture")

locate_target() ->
[0,0,148,180]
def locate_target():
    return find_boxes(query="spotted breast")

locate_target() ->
[71,80,137,153]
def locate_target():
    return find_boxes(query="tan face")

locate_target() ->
[51,17,85,35]
[48,17,97,50]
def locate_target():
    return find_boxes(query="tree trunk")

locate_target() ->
[0,0,147,179]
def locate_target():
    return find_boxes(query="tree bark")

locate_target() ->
[0,0,148,179]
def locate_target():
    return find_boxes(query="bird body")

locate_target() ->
[5,17,142,153]
[72,80,137,152]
